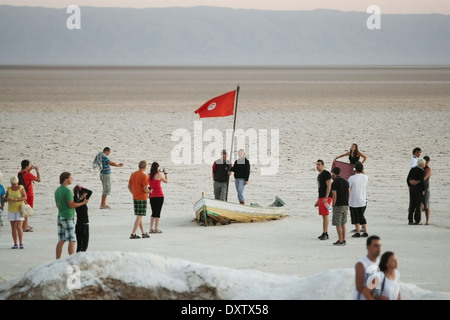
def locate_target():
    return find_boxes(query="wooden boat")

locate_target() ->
[194,193,286,226]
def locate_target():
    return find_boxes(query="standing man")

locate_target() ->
[331,166,349,246]
[353,235,382,300]
[128,160,151,239]
[423,156,432,225]
[99,147,124,209]
[407,158,426,225]
[18,159,41,232]
[55,172,88,259]
[212,149,231,201]
[315,159,332,240]
[348,161,369,237]
[410,147,422,169]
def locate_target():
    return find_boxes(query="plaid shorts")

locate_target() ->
[133,199,147,216]
[57,216,76,242]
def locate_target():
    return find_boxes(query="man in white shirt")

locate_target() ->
[409,147,422,169]
[348,162,369,237]
[353,235,382,300]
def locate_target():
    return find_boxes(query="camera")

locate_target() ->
[159,168,164,172]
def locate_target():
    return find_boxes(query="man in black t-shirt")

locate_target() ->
[331,166,349,246]
[315,159,332,240]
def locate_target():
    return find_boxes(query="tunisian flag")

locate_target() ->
[194,90,236,118]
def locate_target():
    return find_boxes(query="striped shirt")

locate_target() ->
[101,153,111,174]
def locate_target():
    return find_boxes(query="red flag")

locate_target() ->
[195,90,236,118]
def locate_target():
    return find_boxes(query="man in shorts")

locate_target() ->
[348,162,369,236]
[331,166,350,246]
[315,159,332,240]
[99,147,124,209]
[128,160,152,239]
[55,172,88,259]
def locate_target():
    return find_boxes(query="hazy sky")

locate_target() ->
[1,0,450,14]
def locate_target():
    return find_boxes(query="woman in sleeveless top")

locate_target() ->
[335,143,367,165]
[148,162,168,233]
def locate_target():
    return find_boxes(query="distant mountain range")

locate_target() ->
[1,5,449,65]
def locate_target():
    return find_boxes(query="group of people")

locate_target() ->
[0,147,124,256]
[316,143,434,245]
[315,143,369,245]
[0,143,431,296]
[56,147,170,257]
[212,148,251,204]
[3,145,251,257]
[0,160,41,250]
[407,147,432,225]
[128,160,168,239]
[56,146,252,255]
[55,146,128,258]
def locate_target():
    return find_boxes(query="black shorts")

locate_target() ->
[350,206,367,225]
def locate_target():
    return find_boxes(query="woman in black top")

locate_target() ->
[73,185,92,252]
[230,149,250,204]
[335,143,367,164]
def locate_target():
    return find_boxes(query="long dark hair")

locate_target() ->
[379,251,394,273]
[350,143,359,157]
[149,162,159,181]
[73,185,82,199]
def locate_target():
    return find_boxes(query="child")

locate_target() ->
[73,184,92,252]
[0,171,5,226]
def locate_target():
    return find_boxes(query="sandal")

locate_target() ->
[130,234,141,239]
[149,229,154,233]
[142,233,150,238]
[24,228,34,232]
[154,229,162,233]
[100,205,111,209]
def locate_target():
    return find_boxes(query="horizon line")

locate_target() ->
[1,4,449,16]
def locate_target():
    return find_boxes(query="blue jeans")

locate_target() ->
[235,179,245,202]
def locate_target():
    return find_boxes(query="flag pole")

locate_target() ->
[226,85,240,201]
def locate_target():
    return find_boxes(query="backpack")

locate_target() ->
[93,152,103,172]
[18,171,31,192]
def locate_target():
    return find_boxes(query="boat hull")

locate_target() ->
[194,196,286,225]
